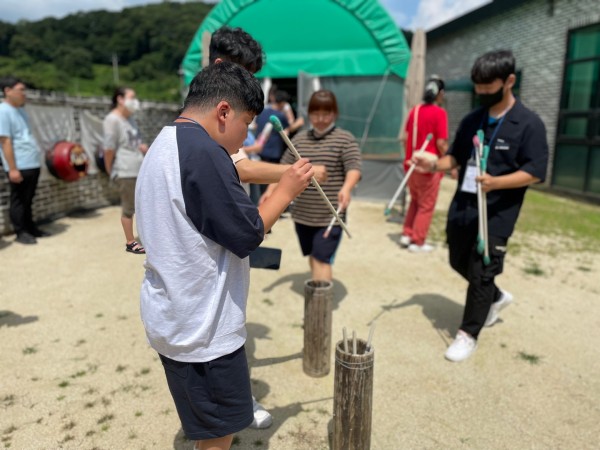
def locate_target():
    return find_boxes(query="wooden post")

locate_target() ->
[333,338,374,450]
[303,279,333,377]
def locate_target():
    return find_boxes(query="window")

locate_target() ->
[554,23,600,195]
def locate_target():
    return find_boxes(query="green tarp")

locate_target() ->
[181,0,410,83]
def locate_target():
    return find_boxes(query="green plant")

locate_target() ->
[517,351,541,365]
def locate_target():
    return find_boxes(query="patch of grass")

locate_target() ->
[134,411,143,417]
[75,339,86,347]
[160,408,171,416]
[84,388,97,395]
[518,189,600,251]
[85,430,95,437]
[84,402,95,409]
[253,440,263,446]
[97,414,114,425]
[500,343,507,349]
[3,426,17,435]
[22,346,38,355]
[36,418,43,424]
[117,315,128,320]
[62,421,76,431]
[262,298,274,306]
[101,397,111,407]
[61,434,75,443]
[31,377,39,382]
[316,407,328,415]
[577,266,591,272]
[58,381,70,388]
[70,370,86,378]
[137,367,151,376]
[1,395,15,408]
[101,424,110,432]
[57,395,65,401]
[95,313,104,318]
[128,431,137,439]
[116,365,127,373]
[523,261,545,276]
[517,351,541,365]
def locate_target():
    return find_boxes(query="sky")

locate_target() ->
[2,0,491,30]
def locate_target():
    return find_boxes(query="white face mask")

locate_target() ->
[124,98,140,114]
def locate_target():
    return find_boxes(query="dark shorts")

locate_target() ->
[295,222,343,264]
[159,346,253,440]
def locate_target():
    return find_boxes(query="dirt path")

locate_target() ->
[1,178,599,449]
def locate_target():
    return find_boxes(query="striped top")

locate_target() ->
[281,127,362,227]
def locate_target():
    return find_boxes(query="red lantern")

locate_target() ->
[46,141,89,182]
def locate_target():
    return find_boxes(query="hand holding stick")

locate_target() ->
[270,115,351,238]
[473,131,490,266]
[323,206,343,238]
[384,133,433,216]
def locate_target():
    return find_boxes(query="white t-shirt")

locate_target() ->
[136,122,264,362]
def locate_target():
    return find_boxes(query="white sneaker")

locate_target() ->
[250,397,273,429]
[408,243,433,253]
[445,330,477,362]
[399,235,412,248]
[484,290,514,327]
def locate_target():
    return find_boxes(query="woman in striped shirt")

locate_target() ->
[264,90,362,281]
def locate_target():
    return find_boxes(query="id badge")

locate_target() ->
[461,159,478,194]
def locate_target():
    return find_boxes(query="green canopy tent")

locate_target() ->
[181,0,411,199]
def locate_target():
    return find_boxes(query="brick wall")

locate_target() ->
[426,0,600,186]
[0,92,180,235]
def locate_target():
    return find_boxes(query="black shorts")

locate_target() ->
[295,222,343,264]
[159,346,253,440]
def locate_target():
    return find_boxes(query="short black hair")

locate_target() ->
[0,76,24,96]
[183,61,264,115]
[471,50,515,84]
[110,86,132,109]
[209,26,265,74]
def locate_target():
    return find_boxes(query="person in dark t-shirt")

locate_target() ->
[412,50,548,362]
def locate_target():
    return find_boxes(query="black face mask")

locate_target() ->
[478,85,505,108]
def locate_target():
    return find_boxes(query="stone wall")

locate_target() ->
[0,91,180,235]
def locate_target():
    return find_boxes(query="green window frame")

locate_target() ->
[554,23,600,196]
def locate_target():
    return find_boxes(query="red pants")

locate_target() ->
[402,172,443,245]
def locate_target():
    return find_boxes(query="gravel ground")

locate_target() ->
[1,178,599,449]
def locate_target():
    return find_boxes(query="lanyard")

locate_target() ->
[177,115,201,126]
[472,111,507,158]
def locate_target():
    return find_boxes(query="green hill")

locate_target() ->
[0,2,213,101]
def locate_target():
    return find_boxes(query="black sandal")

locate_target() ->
[125,241,145,254]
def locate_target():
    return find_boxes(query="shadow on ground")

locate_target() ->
[262,272,348,311]
[172,396,322,450]
[0,310,39,328]
[367,293,463,341]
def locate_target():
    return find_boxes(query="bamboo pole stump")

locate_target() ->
[333,338,374,450]
[303,279,333,377]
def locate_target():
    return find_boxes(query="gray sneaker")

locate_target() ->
[484,290,513,327]
[250,397,273,429]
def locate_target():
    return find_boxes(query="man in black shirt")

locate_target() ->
[413,50,548,362]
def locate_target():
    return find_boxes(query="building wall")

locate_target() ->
[0,92,179,235]
[426,0,600,186]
